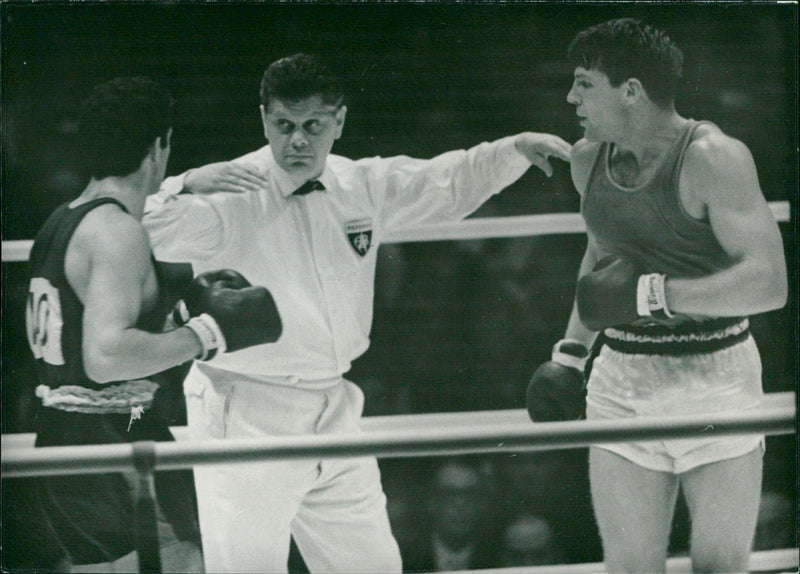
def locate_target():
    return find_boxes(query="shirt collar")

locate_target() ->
[265,146,333,198]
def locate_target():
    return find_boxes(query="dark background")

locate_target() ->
[2,1,797,569]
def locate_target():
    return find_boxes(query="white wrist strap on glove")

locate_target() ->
[637,273,674,320]
[185,314,227,361]
[552,339,590,372]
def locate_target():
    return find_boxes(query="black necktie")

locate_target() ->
[292,180,325,196]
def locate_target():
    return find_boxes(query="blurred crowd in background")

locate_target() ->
[2,3,796,570]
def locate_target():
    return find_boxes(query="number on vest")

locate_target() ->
[26,277,65,365]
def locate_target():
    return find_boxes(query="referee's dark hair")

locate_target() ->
[260,53,345,109]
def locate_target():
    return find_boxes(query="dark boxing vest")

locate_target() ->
[581,120,748,354]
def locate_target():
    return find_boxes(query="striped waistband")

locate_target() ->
[603,317,750,356]
[36,380,158,414]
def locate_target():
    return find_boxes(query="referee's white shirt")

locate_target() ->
[143,137,531,386]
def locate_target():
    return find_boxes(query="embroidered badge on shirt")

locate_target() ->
[345,219,373,257]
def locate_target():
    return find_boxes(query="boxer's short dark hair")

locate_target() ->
[568,18,683,108]
[79,76,173,178]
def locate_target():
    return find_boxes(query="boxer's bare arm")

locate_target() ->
[562,138,603,344]
[564,232,602,345]
[665,132,787,316]
[526,146,599,422]
[69,208,200,383]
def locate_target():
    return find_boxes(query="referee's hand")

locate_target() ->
[184,161,269,195]
[514,132,573,177]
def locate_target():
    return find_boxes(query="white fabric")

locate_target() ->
[34,380,158,414]
[636,273,672,318]
[186,313,227,359]
[551,338,589,372]
[143,138,530,384]
[143,139,529,572]
[184,364,401,573]
[586,336,764,474]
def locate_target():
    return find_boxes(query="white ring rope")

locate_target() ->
[2,201,795,573]
[462,548,799,574]
[2,391,794,479]
[1,201,791,261]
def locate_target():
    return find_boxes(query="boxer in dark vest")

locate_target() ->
[26,77,281,571]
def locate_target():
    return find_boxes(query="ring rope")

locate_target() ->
[1,201,791,262]
[3,201,794,573]
[459,548,799,574]
[2,391,794,479]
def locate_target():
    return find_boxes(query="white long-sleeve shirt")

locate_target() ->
[143,138,531,383]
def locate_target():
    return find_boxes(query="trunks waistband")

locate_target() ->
[36,380,158,414]
[603,317,750,356]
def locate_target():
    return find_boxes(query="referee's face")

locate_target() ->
[261,95,347,182]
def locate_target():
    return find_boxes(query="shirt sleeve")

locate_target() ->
[365,135,531,235]
[142,184,224,263]
[155,172,189,199]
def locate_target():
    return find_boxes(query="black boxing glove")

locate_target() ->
[526,339,589,422]
[173,269,282,360]
[170,269,254,330]
[191,268,252,291]
[576,255,675,331]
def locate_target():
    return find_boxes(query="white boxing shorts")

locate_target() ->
[586,319,764,474]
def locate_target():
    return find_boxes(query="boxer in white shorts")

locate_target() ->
[526,18,787,574]
[586,324,764,475]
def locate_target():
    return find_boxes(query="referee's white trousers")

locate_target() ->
[184,363,402,574]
